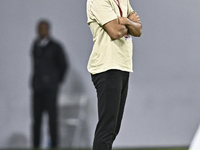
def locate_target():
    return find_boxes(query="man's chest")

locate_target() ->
[109,0,128,17]
[34,46,56,60]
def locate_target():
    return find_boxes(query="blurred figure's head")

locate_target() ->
[37,19,51,39]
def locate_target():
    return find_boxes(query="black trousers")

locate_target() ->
[32,88,58,148]
[91,70,129,150]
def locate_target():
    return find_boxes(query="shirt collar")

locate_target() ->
[38,37,50,47]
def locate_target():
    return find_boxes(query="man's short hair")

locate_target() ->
[37,19,51,30]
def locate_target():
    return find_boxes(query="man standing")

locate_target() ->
[87,0,142,150]
[31,19,68,148]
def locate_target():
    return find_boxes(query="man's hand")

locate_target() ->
[128,12,141,24]
[103,18,128,40]
[103,13,142,39]
[123,12,142,37]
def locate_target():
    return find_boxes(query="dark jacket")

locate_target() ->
[31,38,68,91]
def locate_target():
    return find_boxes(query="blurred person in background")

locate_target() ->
[30,19,68,149]
[86,0,142,150]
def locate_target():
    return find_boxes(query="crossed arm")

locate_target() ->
[103,12,142,40]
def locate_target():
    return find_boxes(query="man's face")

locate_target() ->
[37,23,49,39]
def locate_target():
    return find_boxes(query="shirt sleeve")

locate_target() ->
[90,0,118,26]
[127,0,135,15]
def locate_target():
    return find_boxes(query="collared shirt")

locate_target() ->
[37,37,50,47]
[87,0,135,74]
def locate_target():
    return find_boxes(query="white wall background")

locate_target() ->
[0,0,200,148]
